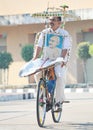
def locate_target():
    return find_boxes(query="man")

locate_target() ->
[33,16,72,110]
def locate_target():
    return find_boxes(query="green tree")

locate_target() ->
[77,42,91,83]
[89,44,93,56]
[21,44,34,83]
[21,44,34,62]
[0,52,13,85]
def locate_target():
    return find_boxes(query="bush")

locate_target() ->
[77,42,91,60]
[0,52,13,85]
[21,44,34,62]
[77,42,91,83]
[0,52,13,69]
[89,44,93,56]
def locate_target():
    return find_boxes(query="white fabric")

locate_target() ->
[19,57,64,77]
[38,27,72,50]
[55,65,67,102]
[34,64,67,102]
[34,27,72,103]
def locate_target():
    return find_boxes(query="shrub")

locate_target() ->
[21,44,34,62]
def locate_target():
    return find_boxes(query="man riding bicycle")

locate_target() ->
[32,16,72,111]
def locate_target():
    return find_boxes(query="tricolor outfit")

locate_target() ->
[34,27,72,103]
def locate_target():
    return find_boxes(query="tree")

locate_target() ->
[89,44,93,56]
[21,44,34,62]
[0,52,13,85]
[77,42,91,83]
[21,44,34,83]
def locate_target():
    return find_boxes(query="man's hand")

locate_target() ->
[61,49,68,67]
[61,62,67,67]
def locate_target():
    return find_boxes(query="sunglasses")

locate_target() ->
[49,18,60,22]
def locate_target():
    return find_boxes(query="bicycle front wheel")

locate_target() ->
[36,79,46,127]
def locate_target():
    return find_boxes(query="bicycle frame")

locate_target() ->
[36,65,62,127]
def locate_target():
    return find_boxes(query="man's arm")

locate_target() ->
[32,46,42,60]
[61,31,72,67]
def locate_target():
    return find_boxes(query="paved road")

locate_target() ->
[0,93,93,130]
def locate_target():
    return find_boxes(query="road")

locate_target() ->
[0,92,93,130]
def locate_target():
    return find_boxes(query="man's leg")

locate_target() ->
[55,65,67,103]
[55,76,66,103]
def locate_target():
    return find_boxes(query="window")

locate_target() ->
[0,33,7,52]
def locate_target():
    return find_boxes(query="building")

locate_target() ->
[0,9,93,85]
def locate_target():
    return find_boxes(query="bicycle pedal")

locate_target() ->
[53,107,62,112]
[62,100,70,104]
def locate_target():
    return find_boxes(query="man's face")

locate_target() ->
[49,17,61,29]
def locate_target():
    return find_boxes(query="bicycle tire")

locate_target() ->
[51,96,62,123]
[36,79,46,127]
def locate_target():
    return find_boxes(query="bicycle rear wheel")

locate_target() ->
[36,79,46,127]
[51,96,62,123]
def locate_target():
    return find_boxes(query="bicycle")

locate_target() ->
[19,57,65,127]
[36,64,62,127]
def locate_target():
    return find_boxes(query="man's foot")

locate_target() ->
[53,102,62,112]
[39,98,45,107]
[53,100,70,112]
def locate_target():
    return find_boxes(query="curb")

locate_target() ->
[0,88,93,101]
[64,88,93,93]
[0,88,36,101]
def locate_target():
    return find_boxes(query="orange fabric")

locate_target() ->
[48,67,55,80]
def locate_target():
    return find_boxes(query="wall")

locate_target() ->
[0,19,93,85]
[66,20,93,83]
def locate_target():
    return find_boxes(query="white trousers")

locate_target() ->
[34,64,67,103]
[55,65,67,102]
